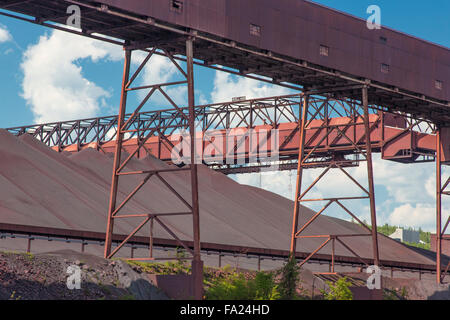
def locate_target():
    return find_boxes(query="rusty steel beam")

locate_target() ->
[363,86,380,266]
[104,48,131,259]
[432,127,450,283]
[0,0,447,289]
[435,128,450,284]
[436,129,442,283]
[296,234,372,274]
[186,37,203,300]
[290,94,308,254]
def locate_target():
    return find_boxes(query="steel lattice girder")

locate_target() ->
[7,95,440,172]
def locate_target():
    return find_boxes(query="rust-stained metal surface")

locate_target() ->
[0,0,449,124]
[97,0,449,101]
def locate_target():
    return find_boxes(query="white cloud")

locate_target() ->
[21,29,122,123]
[388,203,449,232]
[129,52,208,110]
[211,71,292,103]
[232,153,448,231]
[207,70,295,129]
[0,25,12,43]
[133,52,178,85]
[20,29,205,129]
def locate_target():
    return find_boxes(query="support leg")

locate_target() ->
[104,49,132,259]
[362,86,380,266]
[27,237,31,254]
[186,37,203,300]
[290,95,309,254]
[436,128,442,284]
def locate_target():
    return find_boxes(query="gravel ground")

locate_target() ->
[1,249,448,300]
[0,249,167,300]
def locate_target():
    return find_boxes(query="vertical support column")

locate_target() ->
[104,49,132,259]
[436,128,442,284]
[331,237,335,273]
[186,37,203,300]
[290,95,309,254]
[362,86,380,266]
[27,237,32,254]
[149,217,154,258]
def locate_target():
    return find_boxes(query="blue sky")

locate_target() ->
[0,1,448,231]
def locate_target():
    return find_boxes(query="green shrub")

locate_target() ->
[205,271,280,300]
[253,272,281,300]
[400,286,409,299]
[277,254,301,300]
[126,248,191,275]
[322,277,353,300]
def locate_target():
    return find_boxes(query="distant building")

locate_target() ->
[389,228,420,244]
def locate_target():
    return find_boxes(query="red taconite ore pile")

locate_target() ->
[0,129,438,266]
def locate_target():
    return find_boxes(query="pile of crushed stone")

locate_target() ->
[0,129,441,266]
[0,250,167,300]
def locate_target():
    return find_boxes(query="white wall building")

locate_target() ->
[389,228,420,244]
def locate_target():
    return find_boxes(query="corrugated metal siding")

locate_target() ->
[97,0,449,101]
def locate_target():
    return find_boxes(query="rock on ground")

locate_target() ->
[0,249,168,300]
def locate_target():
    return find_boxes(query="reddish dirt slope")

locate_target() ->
[0,130,438,265]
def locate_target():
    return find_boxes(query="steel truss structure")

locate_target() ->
[102,40,203,299]
[8,94,438,171]
[290,88,381,273]
[287,90,450,283]
[7,94,303,160]
[5,90,449,284]
[436,129,450,283]
[0,0,449,290]
[7,91,449,283]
